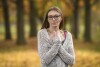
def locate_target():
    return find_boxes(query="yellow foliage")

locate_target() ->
[0,49,100,67]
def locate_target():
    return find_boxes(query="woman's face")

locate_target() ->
[48,10,62,28]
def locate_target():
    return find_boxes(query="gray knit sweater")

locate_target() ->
[37,28,75,67]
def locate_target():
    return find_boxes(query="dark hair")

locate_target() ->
[41,6,64,30]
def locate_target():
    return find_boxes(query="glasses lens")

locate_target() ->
[48,15,61,20]
[54,15,60,19]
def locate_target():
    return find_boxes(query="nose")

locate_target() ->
[52,18,56,21]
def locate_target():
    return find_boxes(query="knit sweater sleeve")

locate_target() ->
[37,30,61,65]
[58,32,75,66]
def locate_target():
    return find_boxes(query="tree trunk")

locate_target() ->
[84,0,91,42]
[2,0,12,40]
[29,0,37,37]
[16,0,26,45]
[73,0,79,39]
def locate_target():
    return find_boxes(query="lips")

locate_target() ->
[52,22,57,25]
[52,21,58,23]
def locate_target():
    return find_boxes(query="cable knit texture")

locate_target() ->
[37,28,75,67]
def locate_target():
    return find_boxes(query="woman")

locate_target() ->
[37,6,75,67]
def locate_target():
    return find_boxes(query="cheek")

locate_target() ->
[48,19,52,24]
[58,18,62,23]
[60,17,62,21]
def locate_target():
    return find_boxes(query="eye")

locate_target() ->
[55,15,59,18]
[48,16,53,18]
[54,15,61,18]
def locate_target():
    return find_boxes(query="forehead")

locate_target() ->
[48,10,60,16]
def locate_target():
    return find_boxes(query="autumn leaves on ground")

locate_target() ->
[0,38,100,67]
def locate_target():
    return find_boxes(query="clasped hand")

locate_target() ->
[49,31,63,45]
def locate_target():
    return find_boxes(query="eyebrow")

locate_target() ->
[48,14,60,16]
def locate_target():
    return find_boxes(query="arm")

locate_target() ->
[58,32,75,66]
[38,30,61,65]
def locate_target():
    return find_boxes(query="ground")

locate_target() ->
[0,37,100,67]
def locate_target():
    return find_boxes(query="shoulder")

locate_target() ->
[63,30,72,38]
[37,28,47,37]
[37,28,48,41]
[67,31,72,36]
[62,30,72,36]
[38,28,46,34]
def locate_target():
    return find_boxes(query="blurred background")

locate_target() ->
[0,0,100,67]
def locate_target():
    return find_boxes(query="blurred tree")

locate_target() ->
[39,0,49,22]
[72,0,79,39]
[2,0,12,40]
[84,0,99,42]
[16,0,26,44]
[91,0,99,6]
[61,0,74,30]
[52,0,59,6]
[84,0,91,42]
[29,0,37,37]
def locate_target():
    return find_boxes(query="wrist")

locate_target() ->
[53,40,61,45]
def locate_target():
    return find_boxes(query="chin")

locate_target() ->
[52,25,58,27]
[52,24,58,26]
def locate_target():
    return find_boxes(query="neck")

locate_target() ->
[49,26,59,33]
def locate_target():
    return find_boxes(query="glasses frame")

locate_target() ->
[48,15,61,20]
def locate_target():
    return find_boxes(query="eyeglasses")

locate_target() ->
[48,15,61,20]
